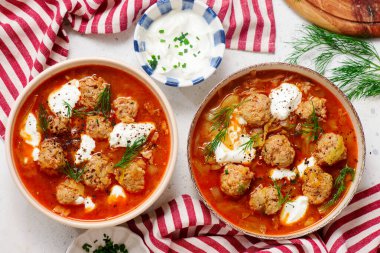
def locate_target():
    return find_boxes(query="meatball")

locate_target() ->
[262,135,295,167]
[302,165,333,205]
[220,164,254,197]
[47,115,69,134]
[295,97,327,120]
[114,97,138,123]
[82,153,113,190]
[237,92,271,127]
[249,185,281,215]
[115,159,146,193]
[38,139,66,175]
[56,179,85,205]
[85,115,112,139]
[314,133,347,166]
[78,75,108,109]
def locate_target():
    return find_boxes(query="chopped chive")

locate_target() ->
[159,29,164,34]
[160,39,166,43]
[162,67,166,71]
[193,53,197,57]
[174,45,179,48]
[198,51,201,54]
[178,52,183,56]
[184,39,189,45]
[168,44,171,48]
[184,49,188,53]
[190,45,193,48]
[157,55,161,60]
[173,65,178,68]
[196,36,200,40]
[182,63,186,68]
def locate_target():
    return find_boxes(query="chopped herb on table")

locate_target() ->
[82,233,128,253]
[287,25,380,99]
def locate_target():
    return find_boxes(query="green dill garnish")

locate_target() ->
[82,243,92,252]
[318,165,355,213]
[273,181,291,206]
[62,161,84,182]
[82,233,128,253]
[203,102,242,159]
[224,169,229,175]
[239,132,262,152]
[115,137,146,168]
[38,104,49,133]
[147,54,159,70]
[297,101,323,141]
[159,29,164,34]
[287,25,380,99]
[95,85,111,118]
[63,101,95,118]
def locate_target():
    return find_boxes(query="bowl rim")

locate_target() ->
[133,0,225,87]
[187,62,366,240]
[5,57,178,229]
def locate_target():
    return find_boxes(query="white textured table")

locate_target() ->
[1,1,380,252]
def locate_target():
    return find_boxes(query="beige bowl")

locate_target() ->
[187,63,365,239]
[5,58,178,229]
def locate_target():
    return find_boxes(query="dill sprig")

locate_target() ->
[62,161,84,182]
[297,102,322,141]
[82,233,128,253]
[203,103,241,159]
[287,25,380,99]
[63,101,95,118]
[115,136,146,168]
[318,165,355,213]
[95,85,111,118]
[273,180,291,206]
[239,132,262,152]
[38,104,49,133]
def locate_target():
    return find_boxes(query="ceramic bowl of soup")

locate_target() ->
[188,63,365,239]
[5,58,178,229]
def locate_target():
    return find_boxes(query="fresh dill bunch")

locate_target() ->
[62,161,84,182]
[203,102,241,159]
[115,136,146,168]
[287,25,380,99]
[297,102,322,141]
[95,85,111,118]
[38,104,49,133]
[273,180,291,206]
[318,165,355,213]
[239,132,262,152]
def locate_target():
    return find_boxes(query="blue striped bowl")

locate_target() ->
[134,0,225,87]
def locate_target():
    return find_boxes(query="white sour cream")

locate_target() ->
[297,156,317,177]
[84,197,96,212]
[48,79,81,118]
[108,185,126,203]
[109,122,155,148]
[280,196,309,225]
[145,10,212,80]
[75,134,96,164]
[270,169,297,181]
[214,113,256,164]
[269,83,302,120]
[32,148,40,161]
[20,113,41,147]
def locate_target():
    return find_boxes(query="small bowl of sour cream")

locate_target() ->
[134,0,225,87]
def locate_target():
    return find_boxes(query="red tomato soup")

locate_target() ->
[13,65,171,220]
[190,70,358,235]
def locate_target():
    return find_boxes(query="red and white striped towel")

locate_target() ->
[127,184,380,253]
[0,0,276,138]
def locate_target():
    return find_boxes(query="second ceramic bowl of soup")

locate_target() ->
[187,63,365,239]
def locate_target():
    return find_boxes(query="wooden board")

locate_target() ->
[285,0,380,37]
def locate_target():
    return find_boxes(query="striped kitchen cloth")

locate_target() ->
[0,0,276,137]
[127,183,380,253]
